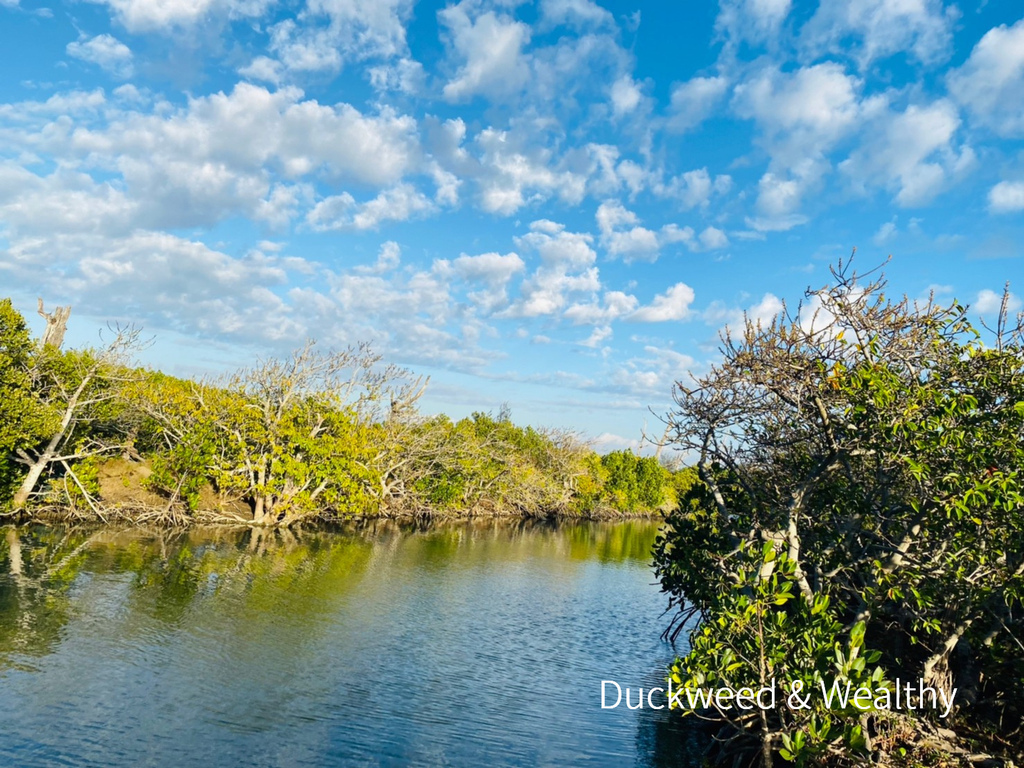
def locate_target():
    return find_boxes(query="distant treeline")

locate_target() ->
[0,298,686,526]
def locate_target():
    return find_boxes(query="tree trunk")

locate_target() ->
[252,495,276,525]
[37,299,71,349]
[12,431,62,509]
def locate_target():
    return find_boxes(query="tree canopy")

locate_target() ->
[655,263,1024,766]
[0,298,678,524]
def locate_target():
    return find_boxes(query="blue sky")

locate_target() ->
[1,0,1022,451]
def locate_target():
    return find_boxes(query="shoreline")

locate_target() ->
[7,501,666,529]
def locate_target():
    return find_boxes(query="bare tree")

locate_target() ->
[37,299,71,350]
[11,326,142,510]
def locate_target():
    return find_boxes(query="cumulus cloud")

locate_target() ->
[716,0,792,47]
[974,288,1022,316]
[504,220,600,318]
[564,291,639,325]
[251,0,413,80]
[91,0,273,32]
[3,84,422,230]
[734,62,864,219]
[539,0,614,30]
[630,283,696,322]
[439,250,526,314]
[666,75,729,133]
[66,34,134,78]
[606,344,698,398]
[988,181,1024,213]
[800,0,956,67]
[470,128,588,215]
[580,325,612,348]
[698,226,729,250]
[355,241,402,274]
[595,200,694,262]
[703,292,784,334]
[0,228,306,342]
[307,183,434,231]
[653,167,732,210]
[947,19,1024,138]
[609,75,642,116]
[440,2,531,102]
[449,251,525,284]
[368,57,425,95]
[590,432,642,453]
[872,218,898,244]
[839,99,973,206]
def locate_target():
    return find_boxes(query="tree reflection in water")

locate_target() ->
[0,520,707,767]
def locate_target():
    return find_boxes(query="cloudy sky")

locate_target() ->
[1,0,1022,449]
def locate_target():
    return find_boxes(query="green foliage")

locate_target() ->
[0,300,55,502]
[654,266,1024,766]
[131,349,384,524]
[1,296,679,525]
[600,450,670,512]
[404,412,589,515]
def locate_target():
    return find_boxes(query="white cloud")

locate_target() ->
[610,75,642,116]
[440,250,526,313]
[471,128,588,215]
[355,241,402,274]
[947,20,1024,138]
[734,63,862,140]
[1,228,307,342]
[872,218,898,244]
[7,84,422,230]
[974,288,1022,316]
[0,89,107,122]
[450,251,525,283]
[839,99,972,206]
[255,0,413,79]
[239,56,285,84]
[606,344,698,398]
[716,0,792,46]
[699,226,729,250]
[590,432,642,453]
[580,325,612,347]
[988,181,1024,213]
[564,290,639,325]
[91,0,273,32]
[734,62,864,216]
[505,220,600,318]
[667,75,729,133]
[595,200,695,261]
[517,220,596,270]
[755,172,803,217]
[368,57,425,95]
[704,292,784,334]
[66,34,134,79]
[440,3,531,102]
[630,283,696,322]
[653,167,732,209]
[744,213,809,232]
[800,0,956,67]
[539,0,614,30]
[307,183,434,231]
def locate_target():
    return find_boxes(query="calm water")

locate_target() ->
[0,521,703,767]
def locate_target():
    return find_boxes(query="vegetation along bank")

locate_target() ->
[655,263,1023,767]
[0,298,683,526]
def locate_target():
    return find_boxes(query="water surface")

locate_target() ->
[0,521,702,767]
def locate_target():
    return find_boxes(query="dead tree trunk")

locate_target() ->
[11,372,94,510]
[37,299,71,350]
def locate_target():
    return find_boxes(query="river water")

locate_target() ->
[0,521,704,767]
